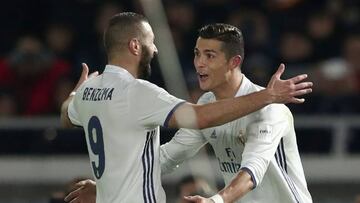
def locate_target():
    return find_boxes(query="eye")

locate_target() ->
[194,51,200,57]
[206,53,215,59]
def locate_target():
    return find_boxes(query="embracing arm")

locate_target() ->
[60,63,99,128]
[161,128,207,174]
[184,170,254,203]
[216,170,254,203]
[167,64,312,129]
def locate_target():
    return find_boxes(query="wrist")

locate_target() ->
[210,194,224,203]
[260,89,274,105]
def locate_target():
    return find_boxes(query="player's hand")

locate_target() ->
[64,179,96,203]
[266,63,313,104]
[183,195,214,203]
[72,63,99,93]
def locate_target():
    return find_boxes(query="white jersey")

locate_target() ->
[68,65,184,203]
[161,76,312,203]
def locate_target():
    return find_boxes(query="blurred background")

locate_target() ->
[0,0,359,202]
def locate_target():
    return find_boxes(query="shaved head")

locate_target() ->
[104,12,149,55]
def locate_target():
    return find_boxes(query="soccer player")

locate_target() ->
[61,13,312,203]
[160,23,313,203]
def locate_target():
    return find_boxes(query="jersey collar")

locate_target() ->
[103,64,135,79]
[234,75,253,97]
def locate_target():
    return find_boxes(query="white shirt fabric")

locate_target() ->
[160,75,312,203]
[68,65,185,203]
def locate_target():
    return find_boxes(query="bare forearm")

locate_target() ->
[169,89,272,129]
[218,170,254,203]
[195,89,272,129]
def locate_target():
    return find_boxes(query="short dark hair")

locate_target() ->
[198,23,244,60]
[104,12,149,53]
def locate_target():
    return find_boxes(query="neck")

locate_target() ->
[108,54,139,78]
[213,70,243,100]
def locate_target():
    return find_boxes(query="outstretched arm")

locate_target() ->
[60,63,99,128]
[167,63,312,129]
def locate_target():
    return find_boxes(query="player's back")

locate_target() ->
[68,65,184,202]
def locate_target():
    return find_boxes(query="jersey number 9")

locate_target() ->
[88,116,105,179]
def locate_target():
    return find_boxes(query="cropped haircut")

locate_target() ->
[104,12,149,53]
[198,23,244,60]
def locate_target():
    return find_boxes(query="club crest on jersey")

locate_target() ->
[210,130,217,139]
[238,130,246,145]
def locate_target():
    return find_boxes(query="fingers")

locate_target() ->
[267,63,285,88]
[75,180,89,188]
[288,97,305,104]
[273,63,285,80]
[81,63,89,80]
[89,71,99,79]
[69,197,79,203]
[294,82,313,90]
[72,63,98,93]
[82,63,98,79]
[288,74,308,84]
[64,186,84,202]
[291,88,312,97]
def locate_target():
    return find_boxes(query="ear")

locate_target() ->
[229,55,242,70]
[128,38,141,56]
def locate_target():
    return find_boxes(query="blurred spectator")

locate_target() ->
[227,9,271,56]
[75,2,122,76]
[278,31,314,79]
[242,53,274,87]
[165,0,197,74]
[45,23,76,64]
[0,91,17,116]
[311,33,360,96]
[0,35,71,116]
[344,34,360,91]
[176,175,215,203]
[306,10,342,60]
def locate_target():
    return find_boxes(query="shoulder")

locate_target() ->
[197,92,215,104]
[133,79,166,92]
[129,79,184,104]
[254,103,291,122]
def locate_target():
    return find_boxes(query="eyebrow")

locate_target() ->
[194,47,218,54]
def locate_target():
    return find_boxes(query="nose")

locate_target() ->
[153,44,158,54]
[194,55,205,69]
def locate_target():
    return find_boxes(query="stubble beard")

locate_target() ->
[138,45,153,80]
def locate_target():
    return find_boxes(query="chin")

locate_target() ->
[199,84,210,91]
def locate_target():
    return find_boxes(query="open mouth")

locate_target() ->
[198,73,209,81]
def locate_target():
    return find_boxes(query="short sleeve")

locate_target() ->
[128,80,185,128]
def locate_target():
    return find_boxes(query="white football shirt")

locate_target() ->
[68,65,185,203]
[161,76,312,203]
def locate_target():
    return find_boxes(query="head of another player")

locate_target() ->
[104,12,158,79]
[194,23,244,92]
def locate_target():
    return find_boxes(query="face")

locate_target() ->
[194,37,232,91]
[138,22,158,79]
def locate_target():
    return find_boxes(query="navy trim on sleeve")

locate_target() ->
[241,167,257,189]
[163,101,186,128]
